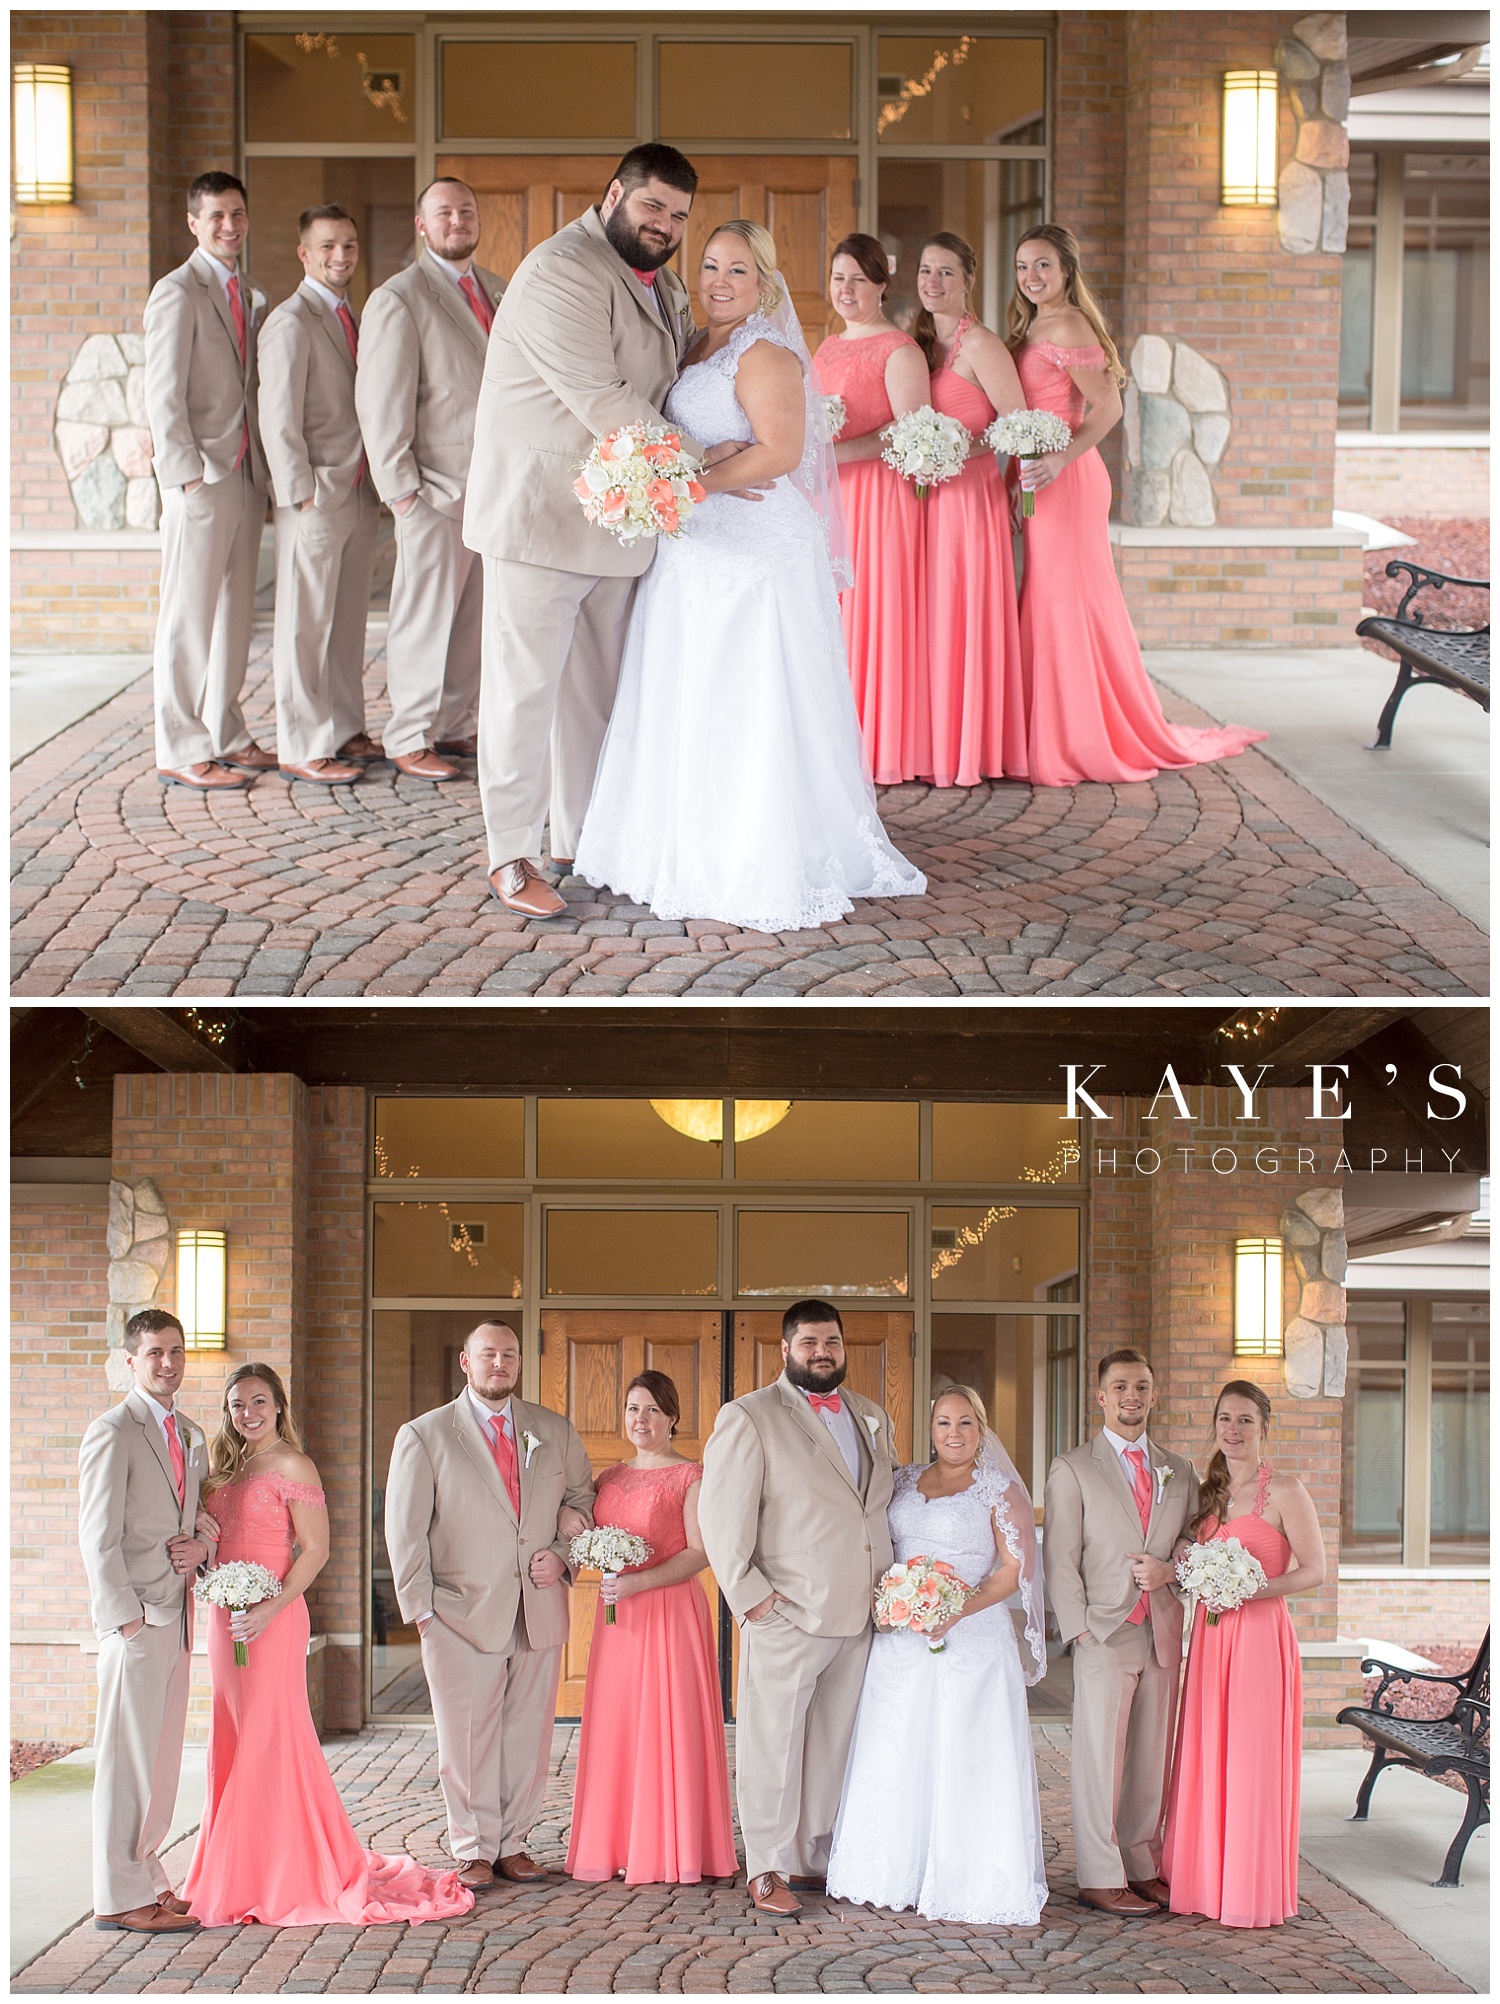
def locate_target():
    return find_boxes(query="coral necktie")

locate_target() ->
[488,1413,521,1517]
[164,1413,186,1506]
[1125,1446,1153,1625]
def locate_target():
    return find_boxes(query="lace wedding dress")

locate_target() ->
[572,312,926,934]
[826,1457,1049,1927]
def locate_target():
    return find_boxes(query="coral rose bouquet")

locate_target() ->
[873,1555,971,1654]
[880,406,971,499]
[196,1560,284,1666]
[568,1525,653,1624]
[1175,1536,1268,1627]
[573,422,706,545]
[983,408,1073,517]
[821,392,848,442]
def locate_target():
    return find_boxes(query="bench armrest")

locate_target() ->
[1384,559,1491,626]
[1361,1658,1466,1713]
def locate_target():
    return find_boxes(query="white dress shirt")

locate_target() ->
[129,1384,182,1456]
[302,274,355,319]
[798,1383,862,1484]
[425,246,476,287]
[193,245,240,295]
[1102,1425,1156,1515]
[469,1389,514,1446]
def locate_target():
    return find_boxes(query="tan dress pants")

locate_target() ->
[420,1614,562,1865]
[92,1619,191,1915]
[477,556,637,868]
[1070,1621,1178,1889]
[271,485,379,765]
[383,499,483,759]
[152,462,265,769]
[735,1615,871,1881]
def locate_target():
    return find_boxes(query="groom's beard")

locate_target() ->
[786,1355,848,1395]
[603,206,677,272]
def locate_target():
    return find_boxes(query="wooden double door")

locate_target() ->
[540,1308,913,1715]
[439,153,858,348]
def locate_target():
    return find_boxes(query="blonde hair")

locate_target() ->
[932,1381,990,1433]
[706,219,785,315]
[1006,223,1127,388]
[205,1362,305,1494]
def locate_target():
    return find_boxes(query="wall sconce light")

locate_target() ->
[13,63,74,204]
[1233,1236,1283,1356]
[177,1229,227,1349]
[1221,70,1278,207]
[651,1099,792,1145]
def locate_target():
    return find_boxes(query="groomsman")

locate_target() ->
[257,205,383,785]
[356,179,504,780]
[384,1321,594,1889]
[1043,1348,1198,1917]
[144,172,273,789]
[78,1311,211,1933]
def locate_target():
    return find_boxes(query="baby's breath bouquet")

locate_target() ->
[873,1555,970,1653]
[196,1560,283,1665]
[983,408,1073,516]
[822,392,848,441]
[569,1525,653,1624]
[880,406,971,499]
[573,422,706,545]
[1175,1536,1268,1627]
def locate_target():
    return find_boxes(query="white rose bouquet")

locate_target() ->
[573,422,706,545]
[568,1525,653,1624]
[880,406,971,499]
[1175,1536,1268,1627]
[983,408,1073,516]
[822,392,848,441]
[196,1560,283,1665]
[873,1555,971,1654]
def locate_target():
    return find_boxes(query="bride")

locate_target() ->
[572,220,926,934]
[827,1385,1049,1927]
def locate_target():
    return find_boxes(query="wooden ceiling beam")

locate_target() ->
[78,1007,237,1074]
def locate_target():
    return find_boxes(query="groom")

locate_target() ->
[1043,1347,1198,1917]
[699,1301,897,1918]
[465,142,726,917]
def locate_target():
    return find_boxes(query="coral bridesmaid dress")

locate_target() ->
[1162,1465,1302,1929]
[813,329,931,783]
[1015,341,1265,784]
[184,1469,473,1928]
[924,317,1026,787]
[566,1461,737,1885]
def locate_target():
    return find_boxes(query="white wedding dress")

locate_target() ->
[572,313,926,934]
[826,1458,1049,1927]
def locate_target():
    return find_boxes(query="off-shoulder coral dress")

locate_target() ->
[183,1467,473,1928]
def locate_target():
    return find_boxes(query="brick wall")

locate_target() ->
[1335,445,1491,523]
[12,546,160,649]
[1338,1574,1490,1655]
[1115,539,1364,647]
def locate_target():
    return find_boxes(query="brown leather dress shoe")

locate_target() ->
[1077,1885,1160,1916]
[219,742,279,772]
[95,1903,200,1933]
[1128,1878,1171,1907]
[788,1876,827,1892]
[156,1893,193,1916]
[434,736,478,759]
[157,762,249,791]
[748,1872,802,1917]
[454,1861,498,1892]
[337,733,386,762]
[495,1852,555,1882]
[278,758,363,785]
[392,749,461,782]
[489,861,566,919]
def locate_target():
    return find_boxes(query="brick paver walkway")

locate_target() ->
[11,629,1486,998]
[13,1724,1470,1994]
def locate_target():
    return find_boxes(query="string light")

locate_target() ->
[931,1205,1019,1281]
[878,36,975,136]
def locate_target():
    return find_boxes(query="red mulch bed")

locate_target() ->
[10,1739,82,1782]
[1357,1643,1488,1795]
[1361,518,1490,655]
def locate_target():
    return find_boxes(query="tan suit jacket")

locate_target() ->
[384,1393,595,1655]
[356,255,505,519]
[699,1375,897,1636]
[463,206,698,577]
[257,282,366,510]
[143,251,267,489]
[1043,1433,1198,1664]
[78,1394,209,1642]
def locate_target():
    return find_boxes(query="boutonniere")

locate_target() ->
[862,1415,882,1441]
[1154,1465,1175,1503]
[521,1430,541,1469]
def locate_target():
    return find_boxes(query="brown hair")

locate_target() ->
[783,1298,844,1342]
[1192,1379,1273,1534]
[911,231,977,370]
[298,203,355,239]
[609,142,698,200]
[830,232,890,292]
[1097,1346,1153,1386]
[205,1362,305,1494]
[1006,223,1127,386]
[625,1371,681,1436]
[123,1308,184,1355]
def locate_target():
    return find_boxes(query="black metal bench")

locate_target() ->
[1336,1628,1489,1888]
[1356,561,1489,749]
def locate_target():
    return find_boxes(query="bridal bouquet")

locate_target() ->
[821,392,848,441]
[568,1525,653,1624]
[984,408,1073,516]
[873,1555,970,1653]
[573,423,706,545]
[880,406,970,499]
[1175,1536,1268,1627]
[197,1560,283,1666]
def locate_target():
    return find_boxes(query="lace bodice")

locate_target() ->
[884,1464,1018,1668]
[592,1460,700,1571]
[668,314,800,450]
[1017,340,1108,425]
[813,328,917,436]
[210,1467,325,1577]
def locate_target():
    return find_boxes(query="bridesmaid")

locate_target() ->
[812,235,932,783]
[567,1371,737,1886]
[1162,1380,1326,1928]
[1009,224,1264,784]
[914,233,1027,788]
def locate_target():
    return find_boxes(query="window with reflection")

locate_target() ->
[373,1098,524,1181]
[545,1210,718,1296]
[734,1101,918,1183]
[876,36,1045,146]
[932,1104,1080,1184]
[246,33,417,145]
[1340,1301,1406,1563]
[372,1202,523,1298]
[930,1207,1079,1303]
[878,158,1043,335]
[658,43,853,141]
[246,157,417,314]
[738,1212,909,1297]
[1338,150,1377,429]
[931,1312,1047,1494]
[538,1100,723,1181]
[1401,154,1489,429]
[441,41,637,141]
[1431,1300,1488,1561]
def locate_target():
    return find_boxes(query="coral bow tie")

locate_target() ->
[807,1392,843,1415]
